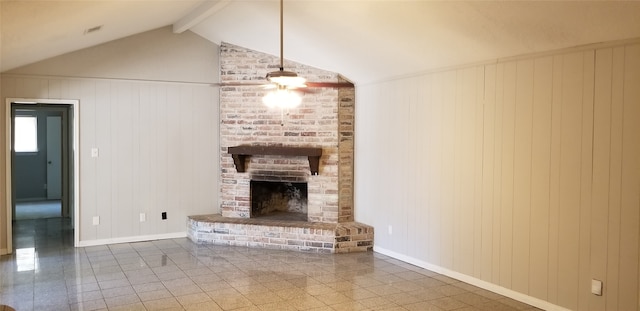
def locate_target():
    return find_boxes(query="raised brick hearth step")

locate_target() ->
[187,214,374,253]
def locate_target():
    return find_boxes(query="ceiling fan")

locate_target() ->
[217,0,354,92]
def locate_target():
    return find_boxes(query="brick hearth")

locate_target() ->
[188,215,373,253]
[187,42,373,253]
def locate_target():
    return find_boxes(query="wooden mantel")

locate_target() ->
[228,146,323,175]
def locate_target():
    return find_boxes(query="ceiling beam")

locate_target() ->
[173,0,232,34]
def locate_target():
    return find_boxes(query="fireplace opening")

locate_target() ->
[250,181,308,221]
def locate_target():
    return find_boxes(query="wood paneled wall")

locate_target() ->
[355,42,640,310]
[1,76,219,244]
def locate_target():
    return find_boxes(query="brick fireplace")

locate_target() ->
[187,42,373,253]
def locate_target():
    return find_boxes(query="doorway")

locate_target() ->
[5,99,79,254]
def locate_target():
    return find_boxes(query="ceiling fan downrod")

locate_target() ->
[265,0,306,88]
[279,0,284,71]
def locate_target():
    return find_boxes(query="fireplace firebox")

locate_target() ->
[250,180,308,221]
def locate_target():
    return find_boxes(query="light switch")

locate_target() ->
[591,279,603,296]
[91,148,99,158]
[140,213,146,222]
[92,216,100,226]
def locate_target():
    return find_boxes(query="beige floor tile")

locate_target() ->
[304,283,336,296]
[313,291,352,305]
[452,281,483,292]
[286,294,327,310]
[101,285,135,298]
[234,283,271,295]
[329,301,369,311]
[262,279,295,291]
[68,289,104,304]
[325,280,358,292]
[175,292,214,307]
[143,297,183,311]
[450,292,492,306]
[395,270,430,281]
[367,284,405,296]
[350,276,385,288]
[274,287,308,300]
[429,297,469,310]
[255,300,299,311]
[476,300,524,311]
[137,288,172,302]
[385,292,425,305]
[98,278,131,290]
[69,298,107,311]
[378,306,411,311]
[340,288,378,300]
[357,296,397,309]
[205,287,243,300]
[246,290,285,305]
[403,301,445,311]
[390,280,425,292]
[184,301,223,311]
[133,281,166,294]
[211,294,254,310]
[434,284,469,296]
[104,293,142,309]
[198,280,231,291]
[167,284,203,297]
[108,302,147,311]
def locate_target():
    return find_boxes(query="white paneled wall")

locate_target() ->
[1,76,218,244]
[356,42,640,310]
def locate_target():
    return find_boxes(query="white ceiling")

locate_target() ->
[3,0,640,84]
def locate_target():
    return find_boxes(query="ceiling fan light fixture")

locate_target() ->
[262,88,302,109]
[266,70,307,88]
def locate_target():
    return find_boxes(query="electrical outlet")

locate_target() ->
[388,225,393,235]
[140,213,146,222]
[91,148,99,158]
[92,216,100,226]
[591,279,603,296]
[161,212,167,220]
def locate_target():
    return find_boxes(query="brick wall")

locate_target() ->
[219,42,354,223]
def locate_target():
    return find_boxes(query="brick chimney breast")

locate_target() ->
[219,42,354,224]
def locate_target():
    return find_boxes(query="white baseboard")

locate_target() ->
[76,232,187,247]
[374,246,571,311]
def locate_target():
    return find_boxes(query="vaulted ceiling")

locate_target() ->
[3,0,640,84]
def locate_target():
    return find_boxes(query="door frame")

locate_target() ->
[5,98,80,254]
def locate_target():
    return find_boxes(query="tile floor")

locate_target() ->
[0,218,542,311]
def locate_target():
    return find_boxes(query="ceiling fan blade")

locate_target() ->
[295,88,317,94]
[215,81,354,89]
[215,82,269,87]
[305,82,354,88]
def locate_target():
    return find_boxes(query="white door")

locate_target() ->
[46,116,62,200]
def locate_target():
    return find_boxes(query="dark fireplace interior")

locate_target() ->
[250,181,308,221]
